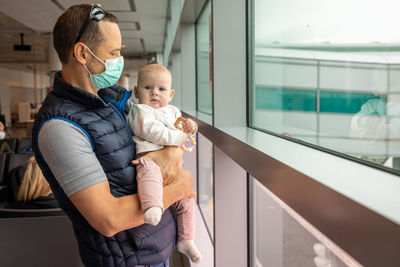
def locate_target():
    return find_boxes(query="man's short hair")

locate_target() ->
[53,4,118,64]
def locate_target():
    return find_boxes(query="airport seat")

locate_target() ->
[0,208,83,267]
[7,152,33,171]
[17,137,32,153]
[0,153,7,185]
[0,152,13,185]
[0,138,18,153]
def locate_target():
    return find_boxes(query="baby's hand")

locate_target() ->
[183,118,197,135]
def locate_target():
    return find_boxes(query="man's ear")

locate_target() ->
[73,42,88,64]
[169,89,175,101]
[134,86,139,98]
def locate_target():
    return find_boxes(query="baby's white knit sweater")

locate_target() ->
[126,104,184,154]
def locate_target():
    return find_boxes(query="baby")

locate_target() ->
[126,64,202,263]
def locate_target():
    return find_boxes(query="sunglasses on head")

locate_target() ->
[74,4,105,44]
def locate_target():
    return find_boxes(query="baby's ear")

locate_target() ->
[169,89,175,100]
[134,86,139,98]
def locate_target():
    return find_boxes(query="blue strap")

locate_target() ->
[102,89,132,117]
[147,259,169,267]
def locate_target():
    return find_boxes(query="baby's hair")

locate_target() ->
[137,64,171,87]
[17,157,52,202]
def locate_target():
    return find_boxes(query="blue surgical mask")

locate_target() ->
[83,47,124,90]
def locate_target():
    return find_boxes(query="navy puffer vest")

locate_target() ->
[32,72,175,267]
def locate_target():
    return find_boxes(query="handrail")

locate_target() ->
[183,111,400,267]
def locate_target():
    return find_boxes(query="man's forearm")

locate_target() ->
[70,180,186,237]
[70,181,144,237]
[163,183,184,209]
[109,183,184,235]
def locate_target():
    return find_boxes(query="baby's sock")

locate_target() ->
[144,207,162,225]
[177,239,202,263]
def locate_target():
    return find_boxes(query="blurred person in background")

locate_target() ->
[0,121,5,140]
[6,156,58,209]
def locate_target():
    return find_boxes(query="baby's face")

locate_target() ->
[135,70,174,109]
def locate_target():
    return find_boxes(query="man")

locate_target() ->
[32,4,195,267]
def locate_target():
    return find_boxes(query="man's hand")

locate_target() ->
[164,168,196,207]
[131,146,196,206]
[132,146,183,185]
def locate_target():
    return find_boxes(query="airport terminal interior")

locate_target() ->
[0,0,399,266]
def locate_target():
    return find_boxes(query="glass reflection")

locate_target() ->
[197,134,214,241]
[249,0,400,171]
[250,177,357,267]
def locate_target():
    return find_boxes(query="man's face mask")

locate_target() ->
[0,131,5,140]
[83,47,124,90]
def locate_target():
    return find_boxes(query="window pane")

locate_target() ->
[196,1,212,115]
[250,177,359,267]
[197,133,214,241]
[249,0,400,171]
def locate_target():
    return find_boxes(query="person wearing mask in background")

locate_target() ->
[0,121,5,140]
[32,4,195,267]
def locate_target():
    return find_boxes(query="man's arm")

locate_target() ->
[132,146,187,185]
[69,167,194,237]
[39,120,195,237]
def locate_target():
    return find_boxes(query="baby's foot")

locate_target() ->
[177,240,202,263]
[144,207,162,225]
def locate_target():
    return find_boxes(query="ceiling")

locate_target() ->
[0,0,169,72]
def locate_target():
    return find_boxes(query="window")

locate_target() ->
[197,134,214,240]
[249,0,400,172]
[250,178,355,266]
[196,1,212,115]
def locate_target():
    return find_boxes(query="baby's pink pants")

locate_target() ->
[136,158,194,241]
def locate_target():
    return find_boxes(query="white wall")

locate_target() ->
[0,85,11,126]
[0,66,49,124]
[0,66,49,89]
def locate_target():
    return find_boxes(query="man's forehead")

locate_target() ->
[98,21,121,45]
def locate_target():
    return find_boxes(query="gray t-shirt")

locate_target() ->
[38,119,107,196]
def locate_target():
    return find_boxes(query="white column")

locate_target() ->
[170,52,182,109]
[48,33,61,72]
[48,33,61,88]
[121,74,130,89]
[213,0,247,127]
[214,146,248,267]
[181,24,196,112]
